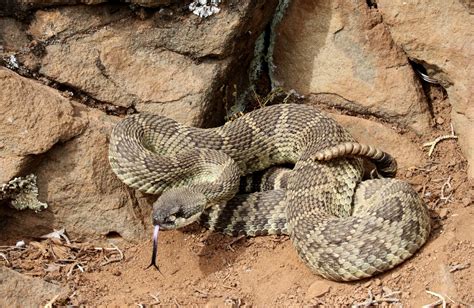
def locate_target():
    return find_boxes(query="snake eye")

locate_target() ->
[166,215,176,223]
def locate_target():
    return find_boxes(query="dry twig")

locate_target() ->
[423,290,447,308]
[0,252,10,265]
[449,262,470,273]
[423,124,458,157]
[41,229,71,244]
[226,235,245,252]
[150,292,160,304]
[352,289,401,307]
[43,294,60,308]
[440,176,454,203]
[96,243,124,266]
[67,262,85,277]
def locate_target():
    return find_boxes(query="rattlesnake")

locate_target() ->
[108,103,430,281]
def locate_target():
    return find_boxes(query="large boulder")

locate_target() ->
[0,2,279,241]
[376,0,474,178]
[0,68,86,183]
[272,0,431,134]
[19,1,278,127]
[0,103,153,241]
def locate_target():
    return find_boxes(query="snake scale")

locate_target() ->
[109,103,431,281]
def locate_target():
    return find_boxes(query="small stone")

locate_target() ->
[305,280,330,299]
[462,197,472,207]
[436,117,445,125]
[374,278,382,286]
[438,208,449,219]
[405,170,413,178]
[112,269,121,276]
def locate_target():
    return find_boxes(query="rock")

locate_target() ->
[438,208,449,219]
[0,104,151,241]
[461,197,472,207]
[305,280,331,299]
[0,18,30,52]
[329,112,425,170]
[27,5,131,42]
[33,105,151,241]
[1,0,172,15]
[272,0,430,134]
[0,68,86,183]
[376,0,474,178]
[0,267,67,307]
[0,2,279,242]
[21,1,278,127]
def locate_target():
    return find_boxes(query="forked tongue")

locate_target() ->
[146,225,163,274]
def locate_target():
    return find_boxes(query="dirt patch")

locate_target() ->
[1,95,473,306]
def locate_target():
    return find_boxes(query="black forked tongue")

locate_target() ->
[146,225,163,275]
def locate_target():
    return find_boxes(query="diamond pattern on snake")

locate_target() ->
[108,103,430,281]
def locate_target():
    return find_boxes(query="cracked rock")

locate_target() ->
[22,1,277,127]
[0,68,87,183]
[0,267,67,307]
[376,0,474,178]
[272,0,431,134]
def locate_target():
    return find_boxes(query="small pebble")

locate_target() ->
[405,171,413,178]
[436,117,445,125]
[438,208,448,219]
[305,280,331,299]
[374,278,382,286]
[462,197,472,207]
[112,269,121,276]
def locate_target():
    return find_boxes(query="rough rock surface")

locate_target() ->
[33,105,152,241]
[0,267,66,306]
[0,104,152,241]
[272,0,431,134]
[1,0,172,15]
[0,68,86,183]
[0,18,29,51]
[0,2,278,241]
[19,1,276,127]
[376,0,474,178]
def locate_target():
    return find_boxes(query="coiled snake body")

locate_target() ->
[109,104,430,281]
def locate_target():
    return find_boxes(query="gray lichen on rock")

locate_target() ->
[0,174,47,212]
[227,0,291,120]
[189,0,222,18]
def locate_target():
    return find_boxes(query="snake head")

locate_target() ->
[152,187,207,230]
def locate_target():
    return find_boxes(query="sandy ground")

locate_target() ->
[1,94,473,306]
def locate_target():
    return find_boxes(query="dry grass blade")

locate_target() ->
[423,290,447,308]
